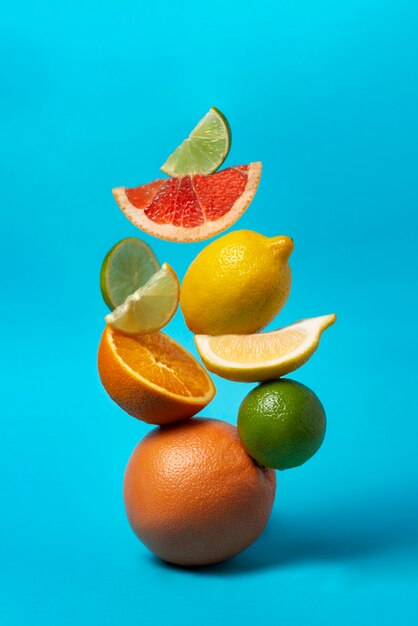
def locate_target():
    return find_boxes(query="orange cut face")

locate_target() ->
[111,330,213,398]
[97,326,216,425]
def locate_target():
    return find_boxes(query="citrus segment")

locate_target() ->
[98,326,215,424]
[124,178,166,210]
[105,263,179,335]
[100,237,160,310]
[161,107,231,177]
[195,314,336,382]
[112,162,262,242]
[111,331,207,397]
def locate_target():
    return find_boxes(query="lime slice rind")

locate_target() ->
[100,238,160,310]
[161,107,231,177]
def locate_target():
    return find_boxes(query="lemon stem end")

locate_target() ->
[269,236,294,261]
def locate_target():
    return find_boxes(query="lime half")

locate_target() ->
[161,107,231,177]
[100,238,160,310]
[105,263,180,335]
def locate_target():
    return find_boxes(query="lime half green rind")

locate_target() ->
[100,237,160,310]
[161,107,231,177]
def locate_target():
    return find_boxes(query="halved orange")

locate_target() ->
[98,326,215,425]
[112,162,262,242]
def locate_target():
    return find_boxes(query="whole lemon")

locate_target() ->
[180,230,293,335]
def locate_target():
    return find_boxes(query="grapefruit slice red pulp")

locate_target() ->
[112,162,261,242]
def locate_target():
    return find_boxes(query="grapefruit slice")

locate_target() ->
[112,162,262,242]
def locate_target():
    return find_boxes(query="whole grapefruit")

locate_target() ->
[123,418,276,566]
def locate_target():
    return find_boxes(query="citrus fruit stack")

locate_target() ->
[97,108,336,567]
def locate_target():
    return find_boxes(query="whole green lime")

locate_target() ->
[237,379,326,470]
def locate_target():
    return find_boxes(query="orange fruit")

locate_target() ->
[112,162,262,242]
[123,418,276,566]
[97,326,215,425]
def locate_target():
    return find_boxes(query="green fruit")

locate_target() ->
[237,379,326,470]
[160,107,231,177]
[104,263,180,335]
[100,237,160,310]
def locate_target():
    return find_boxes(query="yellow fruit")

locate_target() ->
[195,314,336,382]
[105,263,180,335]
[124,418,276,566]
[180,230,293,335]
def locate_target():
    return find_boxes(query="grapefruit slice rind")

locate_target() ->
[112,162,262,242]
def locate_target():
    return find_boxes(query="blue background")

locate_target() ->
[1,1,418,624]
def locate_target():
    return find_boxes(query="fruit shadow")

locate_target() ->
[153,490,418,576]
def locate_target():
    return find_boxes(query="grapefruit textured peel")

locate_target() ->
[112,162,262,243]
[194,314,337,382]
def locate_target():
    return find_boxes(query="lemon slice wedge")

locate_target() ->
[105,263,180,335]
[195,314,336,382]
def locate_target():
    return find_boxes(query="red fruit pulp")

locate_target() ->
[125,166,250,228]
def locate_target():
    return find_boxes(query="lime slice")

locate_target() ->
[100,238,160,310]
[105,263,180,335]
[161,107,231,177]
